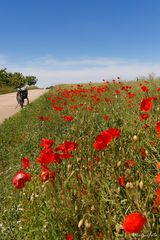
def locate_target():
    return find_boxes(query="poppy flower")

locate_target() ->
[140,97,152,112]
[41,138,54,148]
[40,166,55,182]
[141,86,148,92]
[156,122,160,137]
[55,141,77,153]
[64,115,74,121]
[103,115,109,121]
[118,176,125,187]
[37,148,55,165]
[66,234,73,240]
[13,171,32,189]
[21,157,30,169]
[157,162,160,169]
[139,114,149,120]
[156,173,160,184]
[125,160,136,168]
[123,212,147,234]
[107,128,121,138]
[154,188,160,213]
[93,131,113,150]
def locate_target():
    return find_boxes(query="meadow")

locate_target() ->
[0,80,160,240]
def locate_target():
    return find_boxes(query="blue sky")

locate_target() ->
[0,0,160,87]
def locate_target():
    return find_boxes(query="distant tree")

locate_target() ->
[0,68,9,87]
[25,76,38,86]
[9,72,26,88]
[0,68,38,88]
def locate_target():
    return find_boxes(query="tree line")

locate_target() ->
[0,68,38,88]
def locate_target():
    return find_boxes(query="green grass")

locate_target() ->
[0,80,160,239]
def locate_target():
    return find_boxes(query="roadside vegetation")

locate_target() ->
[0,68,38,94]
[0,79,160,239]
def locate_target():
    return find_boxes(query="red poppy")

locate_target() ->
[107,128,121,138]
[66,234,73,240]
[103,115,109,121]
[123,212,147,234]
[156,122,160,137]
[156,173,160,184]
[157,162,160,169]
[39,116,44,120]
[93,131,113,150]
[118,176,125,187]
[41,138,54,148]
[93,140,108,151]
[13,171,32,189]
[37,148,55,165]
[52,105,63,111]
[141,86,148,92]
[55,141,77,153]
[128,92,136,98]
[154,188,160,213]
[140,97,152,112]
[139,113,149,120]
[125,159,136,168]
[64,115,74,121]
[40,166,55,182]
[21,157,30,169]
[115,89,120,95]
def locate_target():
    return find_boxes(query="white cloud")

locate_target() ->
[1,55,160,87]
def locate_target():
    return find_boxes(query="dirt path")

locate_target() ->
[0,89,48,124]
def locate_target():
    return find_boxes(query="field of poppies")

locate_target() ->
[0,79,160,239]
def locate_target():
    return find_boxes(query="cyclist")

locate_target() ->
[16,84,29,108]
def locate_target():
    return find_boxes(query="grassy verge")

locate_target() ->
[0,81,160,239]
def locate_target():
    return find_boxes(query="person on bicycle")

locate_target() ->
[16,84,29,107]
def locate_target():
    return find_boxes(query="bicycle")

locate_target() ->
[16,89,29,109]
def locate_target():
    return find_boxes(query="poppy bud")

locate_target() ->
[78,219,84,228]
[139,181,144,189]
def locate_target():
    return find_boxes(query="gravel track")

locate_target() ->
[0,89,48,124]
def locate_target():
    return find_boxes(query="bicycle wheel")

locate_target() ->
[17,94,23,108]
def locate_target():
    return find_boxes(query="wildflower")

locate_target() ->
[41,138,54,148]
[55,141,77,153]
[93,131,112,150]
[37,148,55,165]
[64,115,74,121]
[13,171,32,189]
[154,188,160,213]
[123,212,147,234]
[156,173,160,184]
[21,157,30,169]
[157,162,160,169]
[107,128,121,138]
[141,85,148,93]
[118,176,125,187]
[139,113,149,120]
[156,122,160,137]
[125,159,136,168]
[40,166,55,182]
[103,115,109,121]
[140,97,152,112]
[66,233,73,240]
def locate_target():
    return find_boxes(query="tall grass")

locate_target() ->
[0,80,160,239]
